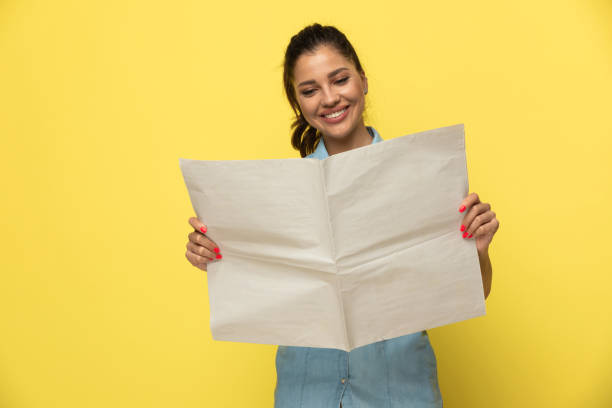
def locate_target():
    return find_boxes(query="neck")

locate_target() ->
[322,121,372,156]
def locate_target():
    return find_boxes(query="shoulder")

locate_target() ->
[368,126,384,143]
[304,138,327,160]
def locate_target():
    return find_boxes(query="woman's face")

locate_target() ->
[293,45,367,141]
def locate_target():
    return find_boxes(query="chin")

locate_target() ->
[319,116,352,132]
[323,123,355,139]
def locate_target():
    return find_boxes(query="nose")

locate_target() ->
[320,86,341,107]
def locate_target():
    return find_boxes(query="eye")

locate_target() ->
[336,77,349,84]
[301,89,315,96]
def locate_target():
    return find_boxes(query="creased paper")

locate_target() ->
[179,123,486,351]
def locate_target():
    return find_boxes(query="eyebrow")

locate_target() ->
[297,67,350,87]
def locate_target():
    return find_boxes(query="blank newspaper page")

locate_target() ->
[179,157,348,350]
[323,124,486,350]
[179,123,486,352]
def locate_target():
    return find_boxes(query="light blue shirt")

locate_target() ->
[274,126,443,408]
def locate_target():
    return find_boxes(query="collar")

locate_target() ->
[307,126,384,159]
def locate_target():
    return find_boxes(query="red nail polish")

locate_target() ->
[214,247,220,253]
[216,254,222,259]
[468,234,473,238]
[459,205,466,212]
[200,226,207,233]
[462,232,468,238]
[460,225,465,231]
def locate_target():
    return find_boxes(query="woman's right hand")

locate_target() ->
[185,217,222,272]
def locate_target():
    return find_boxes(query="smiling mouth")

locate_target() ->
[321,105,349,118]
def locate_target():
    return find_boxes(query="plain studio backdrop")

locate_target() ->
[1,0,611,407]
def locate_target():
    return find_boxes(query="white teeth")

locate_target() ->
[324,107,346,118]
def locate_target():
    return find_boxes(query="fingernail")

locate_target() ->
[460,225,465,231]
[216,254,222,259]
[468,234,473,238]
[214,247,220,253]
[462,232,468,238]
[459,205,466,212]
[200,226,207,233]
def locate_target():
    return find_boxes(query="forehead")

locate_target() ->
[293,45,354,82]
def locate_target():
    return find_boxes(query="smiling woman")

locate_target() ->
[184,21,497,408]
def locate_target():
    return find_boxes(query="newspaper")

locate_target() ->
[179,123,486,351]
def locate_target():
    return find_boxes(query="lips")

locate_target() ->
[320,105,349,117]
[319,104,350,124]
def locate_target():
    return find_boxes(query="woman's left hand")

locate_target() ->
[458,192,500,254]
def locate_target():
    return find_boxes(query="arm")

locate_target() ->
[478,249,492,300]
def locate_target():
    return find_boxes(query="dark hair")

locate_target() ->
[283,23,366,157]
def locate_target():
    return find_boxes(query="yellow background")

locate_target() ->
[1,0,611,406]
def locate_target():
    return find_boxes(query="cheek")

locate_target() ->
[347,90,365,114]
[300,99,319,120]
[344,85,364,104]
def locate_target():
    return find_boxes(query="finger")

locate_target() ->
[460,202,490,237]
[472,217,500,239]
[185,250,209,271]
[188,216,208,234]
[458,192,480,213]
[465,210,496,237]
[188,231,221,258]
[186,241,215,261]
[474,218,499,238]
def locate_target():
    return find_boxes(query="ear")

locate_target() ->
[360,70,368,94]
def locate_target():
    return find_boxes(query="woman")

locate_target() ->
[185,23,499,408]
